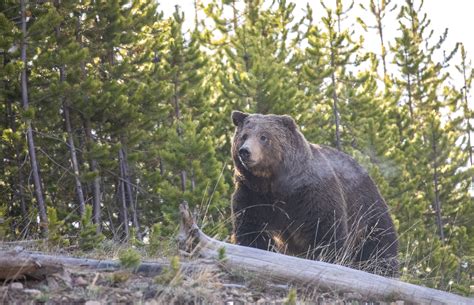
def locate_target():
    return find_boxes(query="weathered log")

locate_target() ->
[177,202,473,305]
[0,248,63,280]
[0,248,172,280]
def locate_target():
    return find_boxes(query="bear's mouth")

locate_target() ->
[238,155,250,170]
[238,158,272,177]
[239,156,258,171]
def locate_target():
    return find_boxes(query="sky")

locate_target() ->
[424,0,474,57]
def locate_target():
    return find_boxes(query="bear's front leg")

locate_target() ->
[290,196,349,263]
[233,216,272,250]
[231,184,273,250]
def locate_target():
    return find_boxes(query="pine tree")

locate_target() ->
[300,23,334,145]
[302,0,373,153]
[205,0,301,116]
[20,0,50,235]
[321,0,356,150]
[391,4,443,281]
[360,0,397,79]
[391,0,472,290]
[74,3,104,232]
[81,0,160,241]
[51,0,87,217]
[154,8,229,236]
[1,1,29,237]
[445,44,474,293]
[457,44,474,182]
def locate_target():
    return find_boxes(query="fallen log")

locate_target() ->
[177,202,473,305]
[0,248,63,280]
[0,247,198,280]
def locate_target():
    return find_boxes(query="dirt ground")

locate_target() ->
[0,256,384,305]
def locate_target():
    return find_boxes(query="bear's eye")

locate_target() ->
[241,134,248,141]
[260,135,268,143]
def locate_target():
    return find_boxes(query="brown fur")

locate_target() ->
[231,111,399,276]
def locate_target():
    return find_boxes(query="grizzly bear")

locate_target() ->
[231,111,399,276]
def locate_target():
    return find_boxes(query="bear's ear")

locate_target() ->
[232,110,249,126]
[280,115,297,132]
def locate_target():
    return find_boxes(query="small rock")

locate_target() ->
[132,282,149,290]
[47,276,60,290]
[9,282,23,290]
[85,301,101,305]
[23,289,42,298]
[118,296,129,302]
[74,276,88,287]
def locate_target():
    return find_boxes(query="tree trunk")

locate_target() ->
[180,170,187,193]
[59,65,86,217]
[159,157,164,175]
[173,75,187,192]
[83,120,102,231]
[118,149,130,241]
[178,202,473,305]
[131,187,141,238]
[231,0,238,31]
[405,51,414,120]
[460,46,474,182]
[329,35,341,151]
[373,0,388,78]
[120,145,141,239]
[191,170,196,192]
[431,127,445,242]
[20,0,48,235]
[193,0,199,30]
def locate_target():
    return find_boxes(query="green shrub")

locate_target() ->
[79,205,105,251]
[118,247,141,269]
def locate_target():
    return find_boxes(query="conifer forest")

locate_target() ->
[0,0,473,296]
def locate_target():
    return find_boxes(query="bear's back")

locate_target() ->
[310,144,369,183]
[310,144,391,227]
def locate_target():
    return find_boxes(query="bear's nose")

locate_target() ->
[239,147,251,160]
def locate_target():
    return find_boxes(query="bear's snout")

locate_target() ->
[234,135,264,172]
[239,146,251,161]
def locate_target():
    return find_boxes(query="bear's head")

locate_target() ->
[231,110,303,178]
